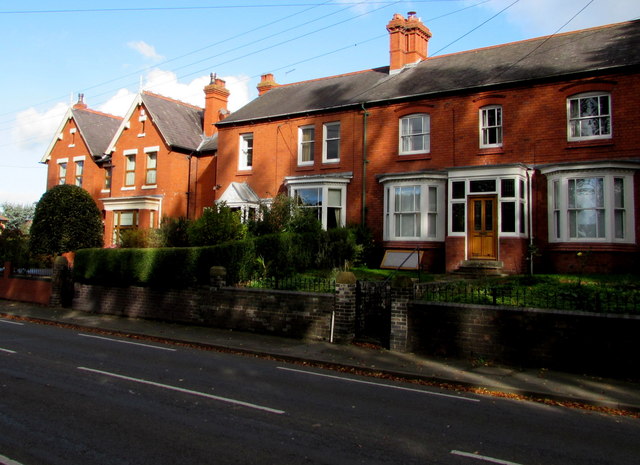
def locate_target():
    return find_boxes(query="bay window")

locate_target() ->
[544,166,635,243]
[285,174,351,229]
[380,174,445,241]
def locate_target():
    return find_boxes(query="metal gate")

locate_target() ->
[356,281,391,348]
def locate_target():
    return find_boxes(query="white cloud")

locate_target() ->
[98,88,136,117]
[12,102,68,150]
[105,68,252,111]
[221,74,252,112]
[478,0,640,34]
[128,40,165,61]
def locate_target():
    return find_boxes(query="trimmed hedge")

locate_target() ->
[74,230,358,288]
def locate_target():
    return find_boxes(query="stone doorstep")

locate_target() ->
[454,260,506,277]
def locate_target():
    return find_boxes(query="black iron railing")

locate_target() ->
[244,276,336,293]
[417,280,640,314]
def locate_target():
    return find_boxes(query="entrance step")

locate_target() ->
[453,260,506,277]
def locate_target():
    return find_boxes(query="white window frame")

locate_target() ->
[479,105,503,148]
[298,125,315,166]
[399,113,430,155]
[123,149,137,188]
[567,92,612,141]
[380,174,445,242]
[239,133,254,171]
[322,122,340,163]
[56,158,68,185]
[543,166,635,244]
[74,160,84,187]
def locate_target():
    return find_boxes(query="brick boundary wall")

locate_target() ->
[73,282,338,341]
[1,261,53,306]
[404,300,640,379]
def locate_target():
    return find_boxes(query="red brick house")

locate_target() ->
[213,13,640,274]
[43,77,230,246]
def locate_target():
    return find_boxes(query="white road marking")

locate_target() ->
[78,366,285,415]
[0,347,17,354]
[0,319,24,326]
[78,333,177,351]
[450,450,524,465]
[277,366,480,402]
[0,453,26,465]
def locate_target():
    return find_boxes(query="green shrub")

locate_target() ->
[159,216,191,247]
[188,203,245,246]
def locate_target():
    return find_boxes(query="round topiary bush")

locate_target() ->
[30,184,104,255]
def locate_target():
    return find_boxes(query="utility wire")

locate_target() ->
[0,1,459,15]
[489,0,596,81]
[431,0,521,56]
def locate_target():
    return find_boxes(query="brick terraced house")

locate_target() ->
[213,13,640,274]
[42,13,640,273]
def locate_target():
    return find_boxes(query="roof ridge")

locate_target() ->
[429,19,638,62]
[142,90,204,111]
[73,107,123,120]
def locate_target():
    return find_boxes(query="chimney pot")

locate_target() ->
[257,73,279,96]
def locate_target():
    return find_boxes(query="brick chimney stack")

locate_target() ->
[203,73,230,137]
[257,73,279,96]
[386,12,432,74]
[73,93,88,110]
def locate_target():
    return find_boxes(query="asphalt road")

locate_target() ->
[1,317,639,465]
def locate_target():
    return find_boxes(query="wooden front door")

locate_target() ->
[468,196,498,260]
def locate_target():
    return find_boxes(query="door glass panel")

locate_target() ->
[484,200,493,231]
[473,201,482,231]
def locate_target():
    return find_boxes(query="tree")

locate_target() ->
[0,202,35,233]
[29,185,104,255]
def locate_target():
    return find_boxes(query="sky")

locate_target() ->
[1,0,639,208]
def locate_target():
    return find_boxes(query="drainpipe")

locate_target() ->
[527,168,534,275]
[361,103,369,226]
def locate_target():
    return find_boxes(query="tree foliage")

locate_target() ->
[29,185,104,255]
[0,202,35,233]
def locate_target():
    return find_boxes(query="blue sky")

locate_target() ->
[1,0,639,207]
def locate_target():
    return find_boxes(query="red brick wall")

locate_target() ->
[45,118,107,201]
[0,262,51,305]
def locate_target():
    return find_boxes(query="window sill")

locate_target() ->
[566,139,613,149]
[121,187,135,191]
[101,189,110,194]
[295,165,315,172]
[478,147,504,155]
[397,153,431,161]
[235,170,252,176]
[137,133,146,138]
[142,185,157,190]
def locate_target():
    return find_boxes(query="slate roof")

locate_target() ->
[197,133,218,153]
[219,19,640,126]
[72,108,122,157]
[141,92,204,152]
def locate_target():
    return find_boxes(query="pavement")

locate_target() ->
[2,298,639,416]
